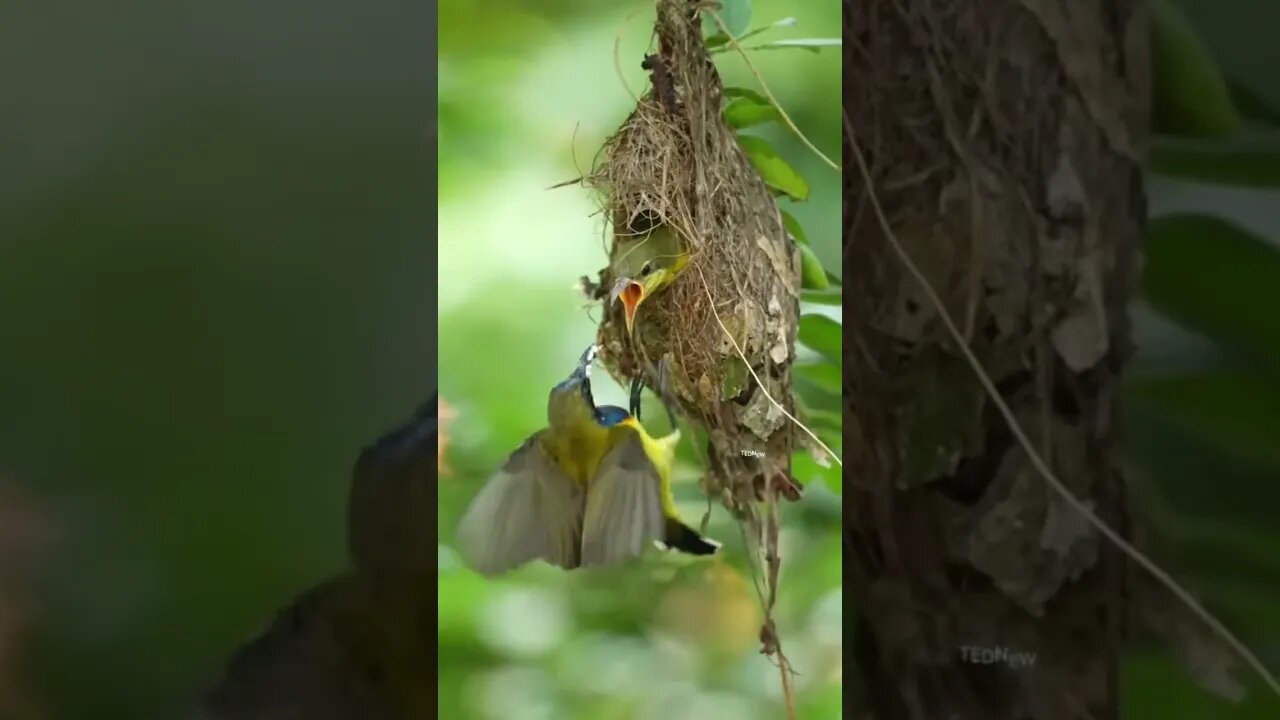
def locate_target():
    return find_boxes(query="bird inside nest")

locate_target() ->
[605,207,690,338]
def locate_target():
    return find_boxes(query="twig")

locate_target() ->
[706,11,841,173]
[738,478,797,720]
[845,111,1280,700]
[547,123,589,191]
[763,488,798,720]
[737,518,768,606]
[612,7,648,104]
[547,176,584,190]
[777,649,798,720]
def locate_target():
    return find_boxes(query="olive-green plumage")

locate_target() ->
[455,346,718,576]
[608,223,691,335]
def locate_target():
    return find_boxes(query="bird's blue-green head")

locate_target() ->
[593,405,631,427]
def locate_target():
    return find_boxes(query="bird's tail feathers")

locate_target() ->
[660,518,721,556]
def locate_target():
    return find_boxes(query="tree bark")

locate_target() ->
[843,2,1149,718]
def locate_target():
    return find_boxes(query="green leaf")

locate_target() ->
[821,458,841,495]
[802,406,842,435]
[1122,650,1280,719]
[795,360,841,396]
[780,211,835,290]
[702,0,752,38]
[892,349,985,488]
[720,356,749,400]
[799,243,829,289]
[780,209,808,245]
[1165,515,1280,589]
[1144,214,1280,369]
[1150,0,1241,136]
[1227,77,1280,128]
[1130,369,1280,472]
[791,441,842,495]
[720,0,752,36]
[706,16,795,50]
[801,287,842,306]
[1149,133,1280,188]
[744,38,841,53]
[736,135,810,201]
[798,314,841,367]
[723,87,770,104]
[724,96,780,129]
[790,393,842,495]
[798,675,844,717]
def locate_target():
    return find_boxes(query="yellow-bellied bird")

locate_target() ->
[608,219,690,336]
[455,345,719,576]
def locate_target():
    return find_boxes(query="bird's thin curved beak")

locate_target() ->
[577,343,599,374]
[555,344,600,407]
[609,277,645,335]
[568,344,598,384]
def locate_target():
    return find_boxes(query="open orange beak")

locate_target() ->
[609,278,646,335]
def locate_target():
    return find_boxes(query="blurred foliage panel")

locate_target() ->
[1131,0,1280,714]
[1,1,433,718]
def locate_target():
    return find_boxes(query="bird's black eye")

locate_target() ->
[639,262,652,277]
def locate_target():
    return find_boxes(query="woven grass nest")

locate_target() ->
[584,0,802,510]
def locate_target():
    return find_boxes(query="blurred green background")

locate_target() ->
[0,1,432,718]
[438,1,843,719]
[1121,0,1280,716]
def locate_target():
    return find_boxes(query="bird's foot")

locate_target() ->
[628,376,645,420]
[654,358,679,429]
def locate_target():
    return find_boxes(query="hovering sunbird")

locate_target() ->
[455,345,719,576]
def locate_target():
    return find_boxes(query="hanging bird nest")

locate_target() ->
[584,0,801,511]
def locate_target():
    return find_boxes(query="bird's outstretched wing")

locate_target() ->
[455,433,584,576]
[580,430,666,567]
